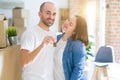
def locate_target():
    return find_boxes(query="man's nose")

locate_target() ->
[50,14,55,19]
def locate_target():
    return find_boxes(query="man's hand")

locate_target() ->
[41,36,56,47]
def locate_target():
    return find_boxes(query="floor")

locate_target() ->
[108,63,120,80]
[85,61,120,80]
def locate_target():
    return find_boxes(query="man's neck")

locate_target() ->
[38,22,49,31]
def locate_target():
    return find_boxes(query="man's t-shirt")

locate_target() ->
[21,25,56,80]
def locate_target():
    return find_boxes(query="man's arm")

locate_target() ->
[20,36,55,67]
[20,44,43,67]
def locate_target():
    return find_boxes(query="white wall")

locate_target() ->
[99,0,105,46]
[0,0,68,32]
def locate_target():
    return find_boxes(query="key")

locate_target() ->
[53,42,57,47]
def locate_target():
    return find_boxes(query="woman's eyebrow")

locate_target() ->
[68,18,71,21]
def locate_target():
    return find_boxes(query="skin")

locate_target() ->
[61,16,77,40]
[57,16,88,79]
[20,2,56,67]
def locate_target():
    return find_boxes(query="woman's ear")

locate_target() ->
[72,31,76,35]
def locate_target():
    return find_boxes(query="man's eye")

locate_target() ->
[46,12,50,15]
[53,13,56,16]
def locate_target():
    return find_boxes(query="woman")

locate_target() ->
[54,15,89,80]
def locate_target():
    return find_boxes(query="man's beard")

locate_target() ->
[42,18,54,26]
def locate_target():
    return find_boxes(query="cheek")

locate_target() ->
[62,26,66,32]
[72,28,75,32]
[53,15,56,19]
[69,26,76,33]
[62,25,68,32]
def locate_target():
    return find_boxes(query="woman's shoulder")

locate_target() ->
[72,40,83,44]
[71,40,85,48]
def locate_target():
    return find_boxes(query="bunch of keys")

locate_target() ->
[53,42,57,47]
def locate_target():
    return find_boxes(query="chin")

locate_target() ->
[48,24,53,26]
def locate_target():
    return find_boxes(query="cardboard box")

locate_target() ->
[0,14,8,48]
[13,7,29,18]
[16,27,26,41]
[14,18,29,27]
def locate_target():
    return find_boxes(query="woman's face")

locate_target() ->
[62,16,77,34]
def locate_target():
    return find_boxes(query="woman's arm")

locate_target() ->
[70,41,86,80]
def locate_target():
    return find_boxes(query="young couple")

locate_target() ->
[20,1,88,80]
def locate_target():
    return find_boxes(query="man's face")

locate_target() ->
[39,3,56,27]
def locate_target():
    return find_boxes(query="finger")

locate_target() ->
[44,36,56,45]
[45,36,54,43]
[48,36,56,43]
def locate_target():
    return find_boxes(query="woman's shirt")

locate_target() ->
[54,39,67,80]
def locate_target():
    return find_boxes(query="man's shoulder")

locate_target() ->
[26,25,37,31]
[24,25,38,33]
[21,26,37,37]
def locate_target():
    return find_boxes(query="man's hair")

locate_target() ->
[39,1,54,12]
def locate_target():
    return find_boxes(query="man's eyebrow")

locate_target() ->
[44,10,56,15]
[44,10,55,13]
[44,10,51,12]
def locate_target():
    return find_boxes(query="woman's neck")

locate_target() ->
[62,33,72,41]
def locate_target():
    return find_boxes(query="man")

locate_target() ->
[20,1,56,80]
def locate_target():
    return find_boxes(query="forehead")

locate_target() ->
[69,16,76,23]
[42,3,56,12]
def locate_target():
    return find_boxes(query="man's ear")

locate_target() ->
[38,11,41,17]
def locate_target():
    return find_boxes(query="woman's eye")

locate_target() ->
[69,22,73,26]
